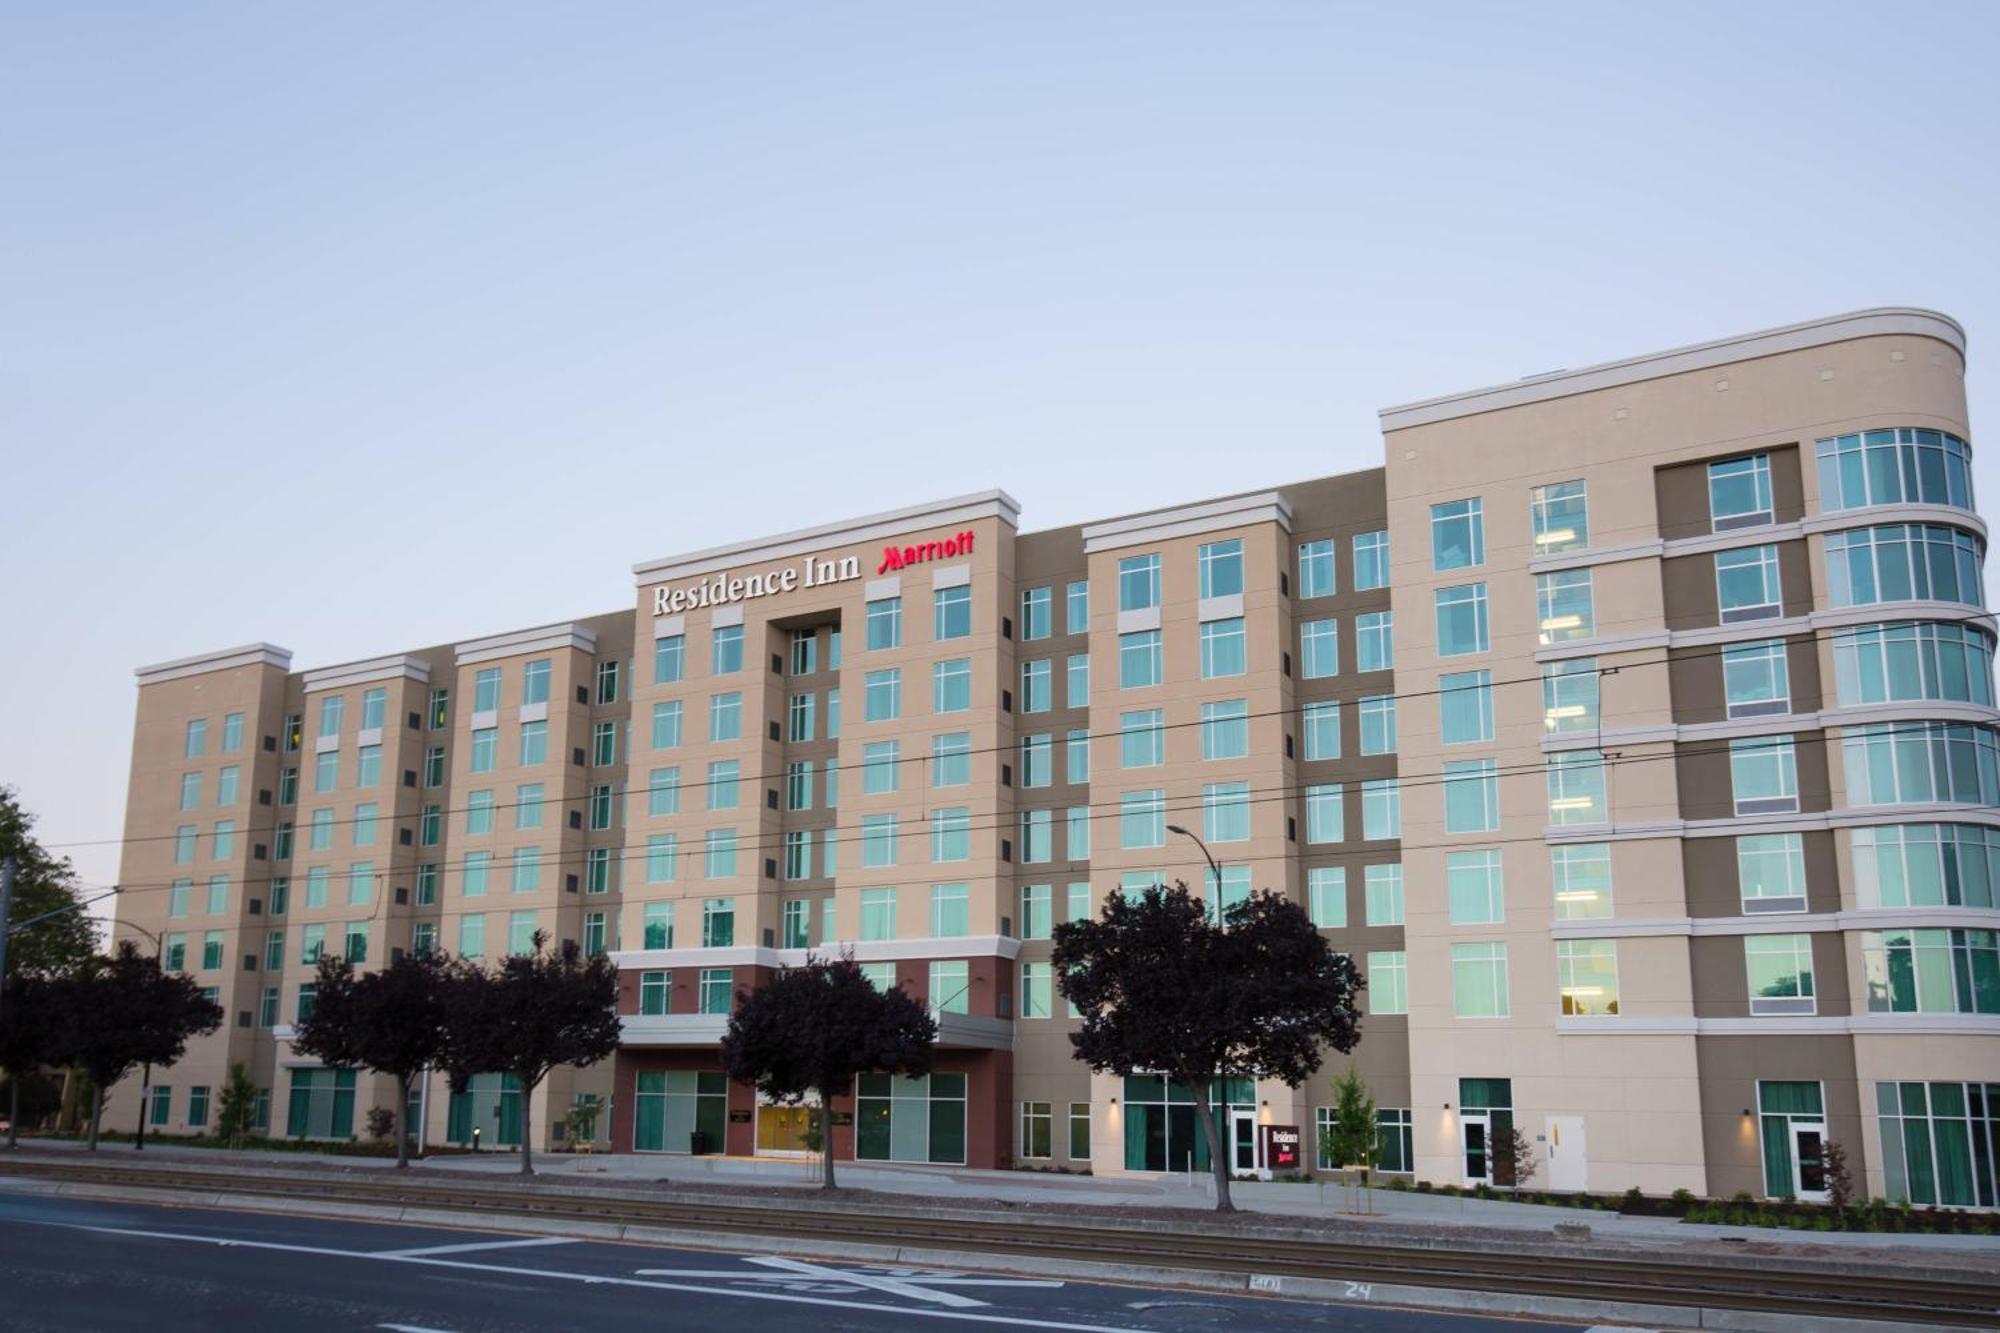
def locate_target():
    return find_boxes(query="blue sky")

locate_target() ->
[4,2,1997,894]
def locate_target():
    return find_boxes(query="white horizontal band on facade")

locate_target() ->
[1541,699,2000,754]
[618,1010,1015,1051]
[631,490,1021,585]
[1378,306,1965,432]
[135,642,293,685]
[608,934,1024,972]
[1080,490,1294,555]
[1534,600,2000,666]
[1524,504,1986,578]
[1544,804,2000,846]
[453,621,598,666]
[1556,1014,2000,1037]
[1548,906,2000,941]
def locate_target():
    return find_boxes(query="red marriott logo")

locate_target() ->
[877,530,975,575]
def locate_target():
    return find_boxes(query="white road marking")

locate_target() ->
[376,1236,578,1258]
[629,1256,1062,1309]
[378,1325,456,1332]
[25,1219,1155,1332]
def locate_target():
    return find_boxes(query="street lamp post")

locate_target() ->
[1165,824,1222,893]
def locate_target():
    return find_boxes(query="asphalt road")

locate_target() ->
[0,1188,1597,1333]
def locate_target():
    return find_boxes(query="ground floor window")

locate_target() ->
[447,1072,522,1147]
[1021,1102,1052,1158]
[252,1089,271,1132]
[287,1068,356,1139]
[1758,1080,1826,1200]
[1120,1075,1254,1172]
[856,1073,966,1164]
[1375,1108,1413,1173]
[1069,1102,1091,1161]
[1877,1081,2000,1208]
[149,1085,172,1127]
[634,1070,728,1153]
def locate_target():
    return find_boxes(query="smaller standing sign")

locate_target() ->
[1262,1123,1302,1172]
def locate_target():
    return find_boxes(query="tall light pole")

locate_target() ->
[117,913,165,1152]
[1165,825,1222,893]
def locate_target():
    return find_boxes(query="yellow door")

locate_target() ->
[756,1104,812,1153]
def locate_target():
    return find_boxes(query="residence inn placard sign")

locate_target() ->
[650,530,976,615]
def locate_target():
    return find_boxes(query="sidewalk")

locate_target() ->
[21,1137,1997,1256]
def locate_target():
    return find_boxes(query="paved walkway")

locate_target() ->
[13,1137,1997,1254]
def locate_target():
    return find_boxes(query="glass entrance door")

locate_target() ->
[757,1103,814,1155]
[1230,1110,1259,1174]
[1791,1123,1831,1202]
[1462,1112,1492,1185]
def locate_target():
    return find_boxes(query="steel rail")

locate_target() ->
[3,1157,1993,1327]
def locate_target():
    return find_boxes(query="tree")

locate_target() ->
[1053,881,1364,1212]
[720,953,937,1190]
[214,1061,259,1149]
[293,950,451,1167]
[63,943,222,1149]
[439,933,619,1176]
[1323,1066,1378,1211]
[0,975,63,1148]
[1822,1137,1855,1211]
[1492,1121,1537,1190]
[1,787,100,981]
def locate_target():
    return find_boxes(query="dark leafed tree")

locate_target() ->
[439,933,620,1176]
[0,975,64,1148]
[64,943,223,1149]
[1053,881,1364,1212]
[292,950,451,1167]
[1,787,100,981]
[720,954,937,1191]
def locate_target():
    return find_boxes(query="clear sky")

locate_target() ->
[4,3,1997,902]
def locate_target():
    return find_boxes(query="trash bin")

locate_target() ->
[690,1130,712,1155]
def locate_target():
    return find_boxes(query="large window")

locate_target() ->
[1551,843,1613,920]
[1451,943,1509,1018]
[931,585,971,641]
[1723,640,1791,717]
[1557,940,1618,1016]
[1203,782,1251,843]
[856,1073,966,1165]
[1443,759,1499,833]
[1120,709,1164,768]
[1863,928,2000,1014]
[1746,934,1816,1015]
[1119,630,1162,688]
[1201,699,1248,759]
[1299,620,1338,679]
[1738,833,1807,913]
[1353,531,1389,590]
[1530,480,1589,553]
[1020,659,1052,712]
[1117,554,1161,612]
[1833,622,1995,707]
[1447,849,1504,924]
[1709,454,1773,530]
[707,693,741,742]
[1367,953,1407,1016]
[1535,569,1594,644]
[1817,428,1975,513]
[1431,498,1485,570]
[932,809,972,864]
[1120,791,1165,849]
[1844,722,2000,807]
[1356,611,1393,672]
[863,669,901,722]
[1200,618,1247,678]
[632,1070,726,1152]
[1304,784,1344,843]
[933,658,972,713]
[1361,780,1400,839]
[1365,864,1403,925]
[1715,544,1783,621]
[1435,584,1489,656]
[1546,750,1607,825]
[654,634,685,684]
[1440,670,1493,745]
[652,701,683,749]
[1067,580,1089,634]
[1066,654,1089,708]
[1359,695,1395,755]
[1875,1080,2000,1209]
[1020,586,1053,641]
[1851,823,2000,909]
[1826,524,1985,609]
[1298,539,1335,598]
[1541,659,1599,734]
[1730,736,1799,814]
[1302,700,1341,761]
[932,732,972,787]
[1307,866,1345,927]
[1198,539,1243,599]
[866,597,902,651]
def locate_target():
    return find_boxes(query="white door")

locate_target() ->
[1229,1110,1259,1174]
[1461,1112,1492,1185]
[1791,1122,1831,1202]
[1546,1115,1587,1193]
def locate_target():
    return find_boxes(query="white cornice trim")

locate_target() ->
[608,934,1022,971]
[301,654,432,692]
[135,643,292,685]
[1546,701,2000,753]
[1535,604,1999,665]
[632,490,1021,585]
[1555,1016,2000,1036]
[454,622,598,666]
[1802,503,1987,542]
[1081,490,1294,554]
[1378,307,1966,432]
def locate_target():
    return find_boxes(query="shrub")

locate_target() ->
[1669,1188,1697,1211]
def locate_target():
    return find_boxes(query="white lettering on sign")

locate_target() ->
[652,555,862,616]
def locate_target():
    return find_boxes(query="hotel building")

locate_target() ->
[111,307,1995,1206]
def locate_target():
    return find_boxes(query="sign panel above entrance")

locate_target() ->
[650,530,978,616]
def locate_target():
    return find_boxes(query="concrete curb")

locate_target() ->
[12,1174,1978,1333]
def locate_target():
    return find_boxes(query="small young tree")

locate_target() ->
[1054,882,1364,1212]
[1492,1121,1537,1190]
[1324,1066,1378,1211]
[440,933,620,1176]
[1822,1137,1855,1211]
[0,975,63,1148]
[293,950,451,1167]
[720,954,937,1191]
[62,943,222,1149]
[213,1061,259,1149]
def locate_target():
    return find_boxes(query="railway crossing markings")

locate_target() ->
[631,1256,1066,1308]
